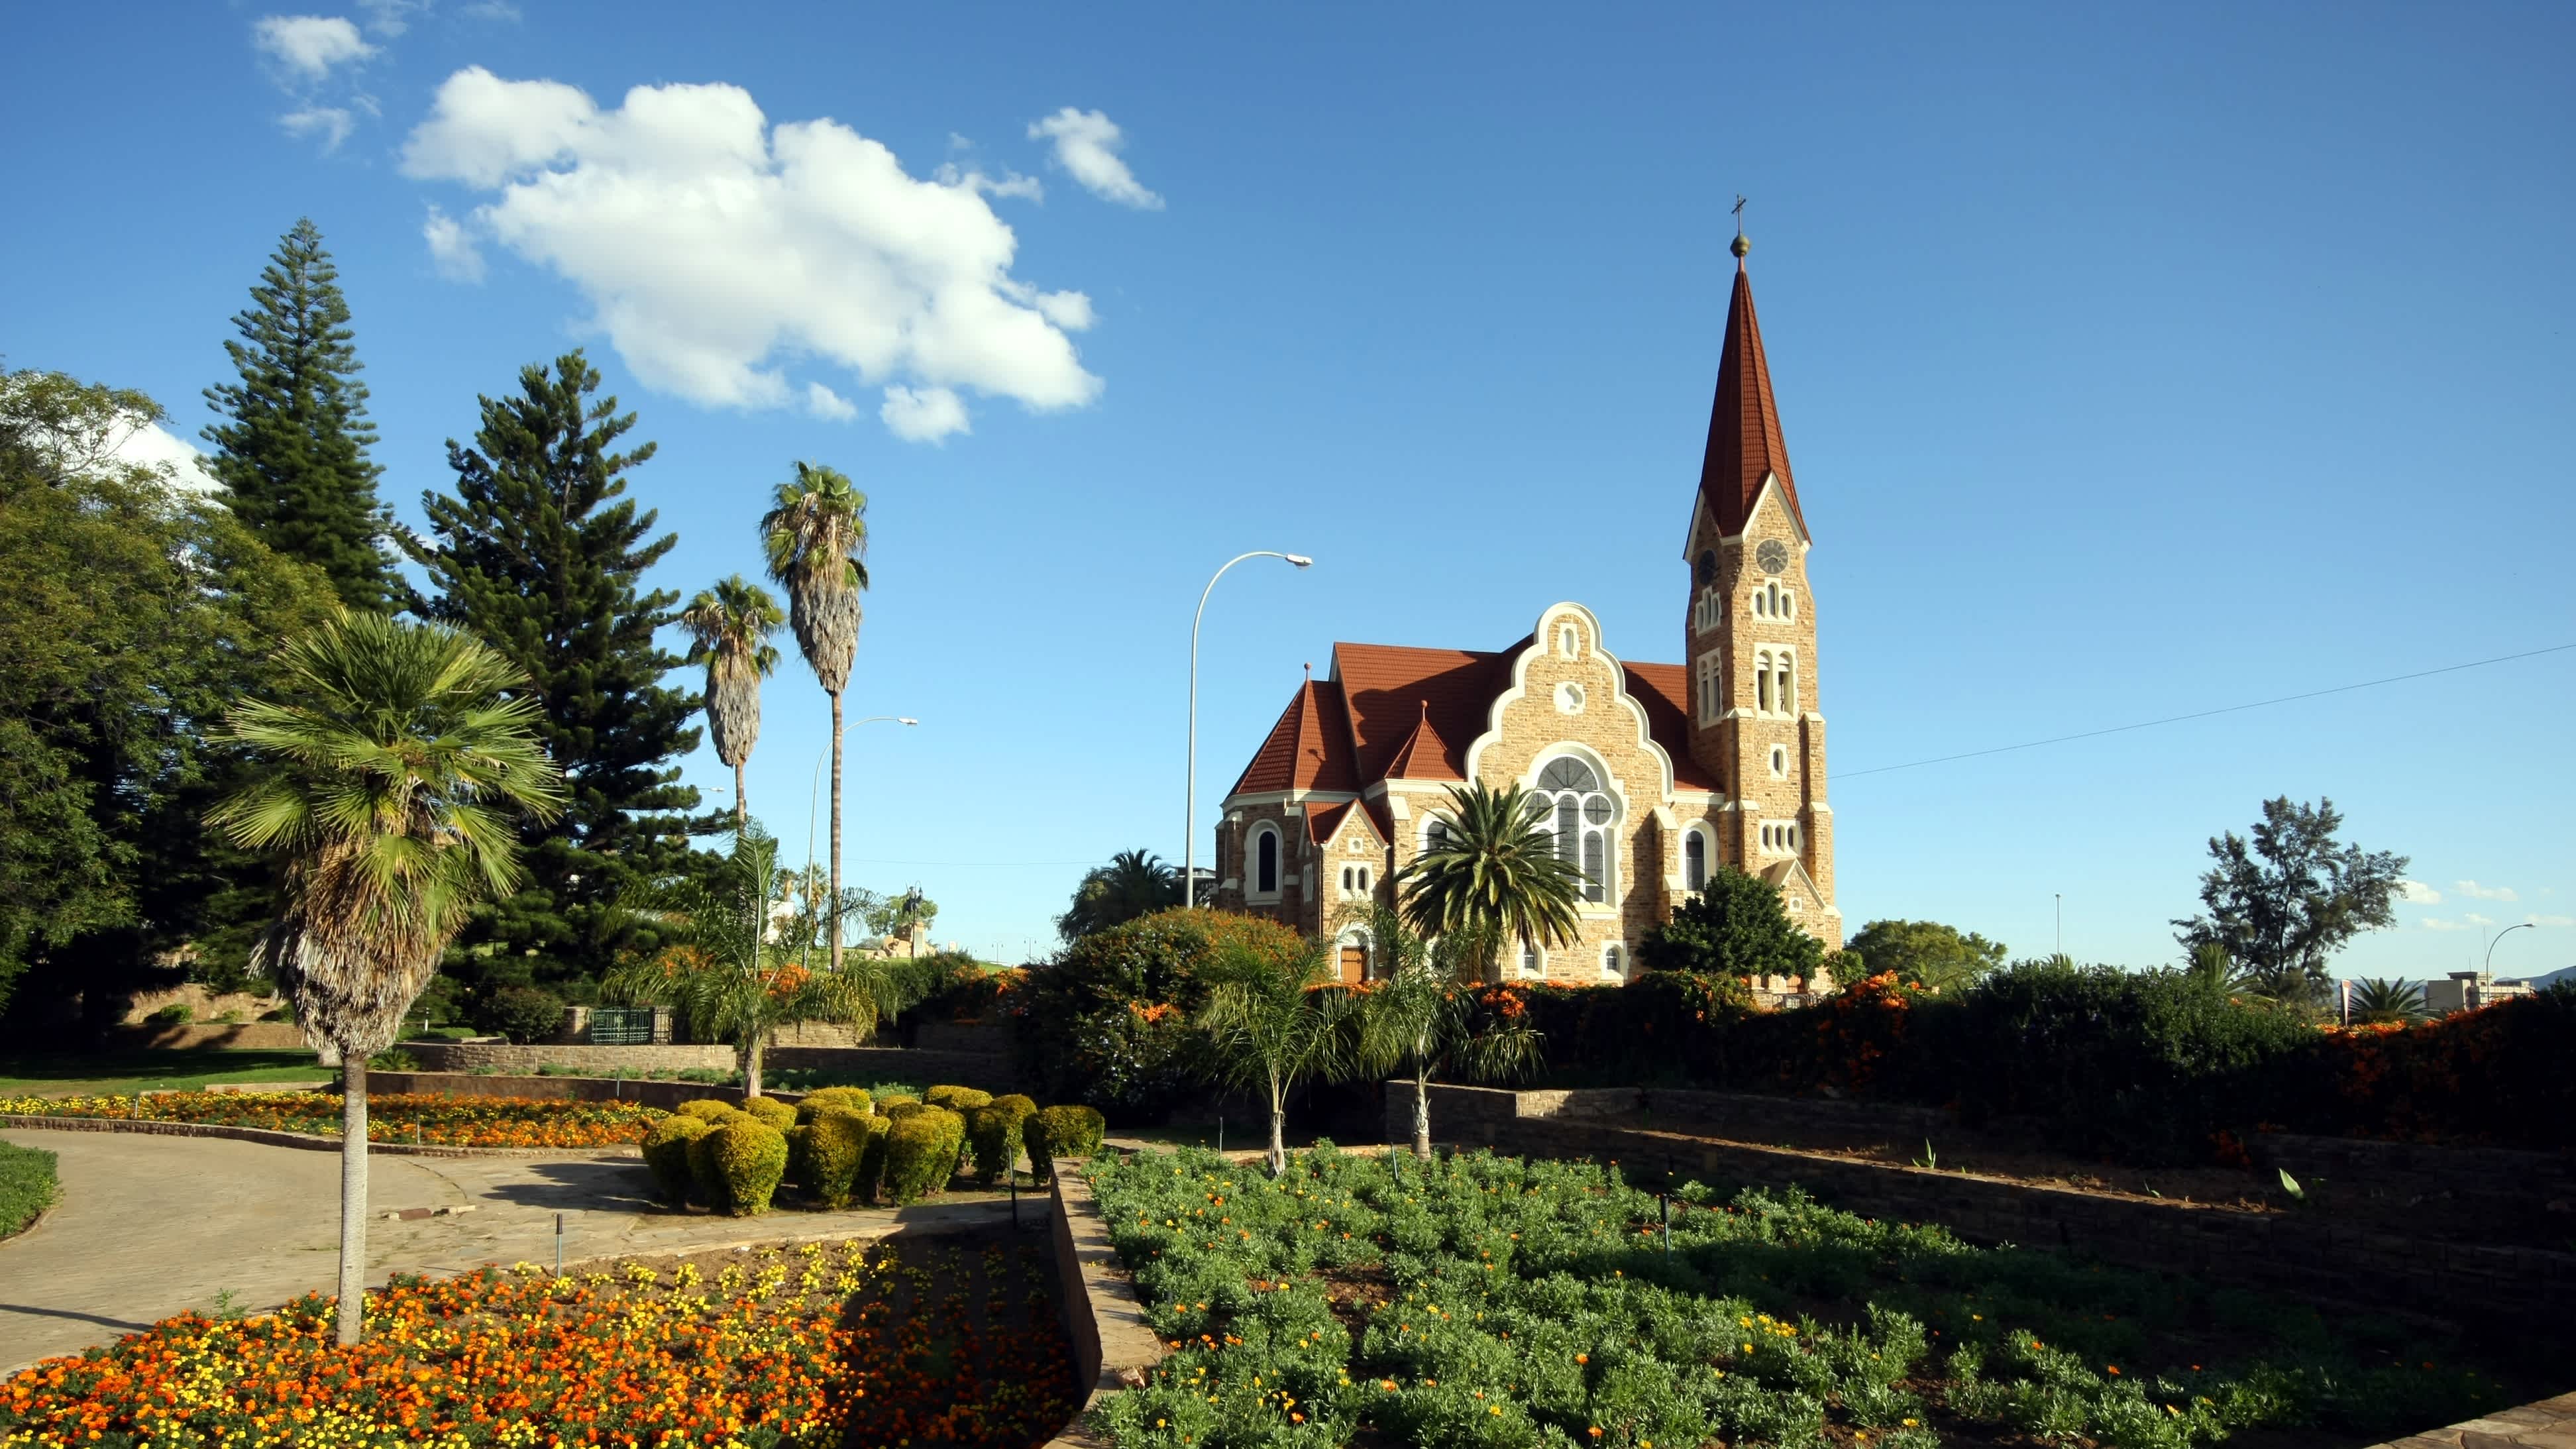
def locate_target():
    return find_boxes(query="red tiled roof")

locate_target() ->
[1332,639,1523,784]
[1383,700,1464,782]
[1623,662,1720,791]
[1306,800,1353,845]
[1227,678,1359,798]
[1698,264,1809,539]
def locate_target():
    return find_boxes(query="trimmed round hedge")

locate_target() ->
[797,1086,872,1120]
[642,1114,712,1206]
[740,1096,797,1132]
[925,1085,993,1112]
[706,1118,789,1216]
[965,1096,1036,1184]
[802,1106,873,1208]
[673,1099,736,1124]
[1024,1104,1106,1183]
[882,1107,965,1204]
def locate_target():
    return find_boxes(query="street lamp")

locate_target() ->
[1185,551,1313,909]
[2485,920,2534,976]
[802,716,919,969]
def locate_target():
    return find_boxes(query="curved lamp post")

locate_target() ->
[802,716,919,968]
[2485,920,2534,975]
[1185,552,1313,909]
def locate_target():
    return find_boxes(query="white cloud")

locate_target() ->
[114,420,218,493]
[2455,881,2518,901]
[1028,107,1163,209]
[934,160,1044,202]
[253,15,377,82]
[805,382,857,421]
[881,385,969,443]
[2420,917,2471,932]
[356,0,421,36]
[400,68,1104,441]
[2396,879,2442,904]
[2528,914,2575,929]
[279,105,356,152]
[2465,913,2496,928]
[422,205,484,281]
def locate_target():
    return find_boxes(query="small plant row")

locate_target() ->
[641,1083,1108,1215]
[0,1091,661,1150]
[0,1139,56,1240]
[1088,1145,2523,1449]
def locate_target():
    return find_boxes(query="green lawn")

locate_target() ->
[0,1048,332,1099]
[0,1138,57,1238]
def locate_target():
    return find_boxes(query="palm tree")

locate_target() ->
[207,614,563,1345]
[604,822,897,1095]
[680,575,784,832]
[2348,977,2426,1026]
[1397,780,1585,981]
[1345,902,1544,1157]
[1195,937,1356,1175]
[759,462,868,975]
[1057,848,1183,941]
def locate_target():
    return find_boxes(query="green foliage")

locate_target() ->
[2173,797,2409,1014]
[406,350,710,994]
[1638,866,1824,979]
[1018,907,1307,1119]
[1196,938,1360,1174]
[1058,849,1182,943]
[1843,918,2008,994]
[796,1085,872,1119]
[874,1093,921,1112]
[2347,977,2426,1025]
[739,1095,796,1132]
[800,1106,871,1208]
[0,1139,58,1238]
[200,218,400,612]
[642,1113,712,1207]
[672,1099,736,1123]
[1091,1146,2522,1449]
[679,575,782,827]
[1024,1104,1106,1183]
[1346,902,1547,1156]
[1397,780,1585,977]
[366,1048,420,1072]
[148,1003,195,1027]
[965,1097,1036,1183]
[882,1106,964,1203]
[853,1112,893,1205]
[924,1084,992,1111]
[473,985,564,1045]
[705,1118,788,1216]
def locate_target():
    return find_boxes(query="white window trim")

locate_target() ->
[1529,748,1622,911]
[1517,940,1546,979]
[1247,822,1284,901]
[1691,585,1725,636]
[1769,745,1789,779]
[1682,822,1714,892]
[1601,942,1627,979]
[1555,681,1584,715]
[1693,651,1725,727]
[1557,623,1580,658]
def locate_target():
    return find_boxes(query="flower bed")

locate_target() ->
[0,1091,663,1150]
[0,1230,1079,1448]
[1088,1145,2538,1449]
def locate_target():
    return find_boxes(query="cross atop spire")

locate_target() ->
[1731,195,1749,269]
[1695,235,1808,539]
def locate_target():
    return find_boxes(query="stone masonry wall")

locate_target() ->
[1391,1082,2576,1330]
[393,1040,1025,1089]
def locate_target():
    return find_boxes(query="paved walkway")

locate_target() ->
[0,1127,1033,1373]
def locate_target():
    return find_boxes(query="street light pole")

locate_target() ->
[2485,920,2534,976]
[1185,551,1313,910]
[802,716,918,970]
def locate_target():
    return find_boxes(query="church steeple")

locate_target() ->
[1695,237,1809,541]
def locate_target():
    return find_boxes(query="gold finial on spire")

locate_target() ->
[1731,195,1749,265]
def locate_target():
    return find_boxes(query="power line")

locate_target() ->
[1841,641,2576,781]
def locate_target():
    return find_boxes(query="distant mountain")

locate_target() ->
[2524,964,2576,989]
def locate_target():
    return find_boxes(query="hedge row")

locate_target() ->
[638,1087,1106,1214]
[1483,961,2576,1165]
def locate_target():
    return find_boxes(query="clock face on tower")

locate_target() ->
[1755,539,1791,575]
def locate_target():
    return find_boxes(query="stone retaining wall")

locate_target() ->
[1048,1160,1163,1419]
[1393,1083,2576,1331]
[365,1071,769,1110]
[388,1040,1024,1088]
[111,1022,311,1051]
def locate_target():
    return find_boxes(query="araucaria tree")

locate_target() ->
[208,614,562,1345]
[202,218,400,612]
[1345,903,1543,1157]
[1638,865,1826,980]
[1195,937,1355,1175]
[761,462,869,975]
[1057,849,1183,941]
[1397,780,1584,981]
[680,576,783,832]
[407,352,711,995]
[2173,796,2408,1014]
[603,823,896,1096]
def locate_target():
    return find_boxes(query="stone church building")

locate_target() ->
[1213,242,1840,984]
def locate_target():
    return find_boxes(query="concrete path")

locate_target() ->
[0,1128,1034,1373]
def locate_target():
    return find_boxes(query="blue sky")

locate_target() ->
[5,3,2570,975]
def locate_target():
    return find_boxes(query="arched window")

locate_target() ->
[1519,941,1544,978]
[1252,825,1281,897]
[1755,650,1774,713]
[1752,591,1768,618]
[1340,866,1353,893]
[1357,867,1371,894]
[1601,943,1626,979]
[1532,757,1613,904]
[1782,589,1797,621]
[1684,827,1708,891]
[1558,623,1580,658]
[1422,817,1451,855]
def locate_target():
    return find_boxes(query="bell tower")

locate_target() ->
[1681,222,1839,942]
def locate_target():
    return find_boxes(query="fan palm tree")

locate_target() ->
[680,575,784,832]
[2348,977,2426,1026]
[1397,780,1585,981]
[1195,937,1357,1175]
[1057,848,1183,941]
[1344,902,1544,1157]
[207,614,563,1345]
[760,462,868,975]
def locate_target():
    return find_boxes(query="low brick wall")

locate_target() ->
[385,1040,1024,1090]
[1049,1160,1163,1414]
[1393,1083,2576,1331]
[364,1071,770,1110]
[2371,1391,2576,1449]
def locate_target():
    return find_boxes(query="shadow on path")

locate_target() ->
[0,1304,152,1333]
[477,1159,657,1212]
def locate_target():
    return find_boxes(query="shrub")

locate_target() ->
[146,1002,194,1027]
[476,985,568,1044]
[924,1084,993,1111]
[965,1097,1037,1184]
[882,1107,965,1203]
[705,1119,789,1216]
[674,1099,736,1123]
[803,1107,873,1208]
[1024,1104,1106,1183]
[882,1100,928,1122]
[642,1114,713,1207]
[0,1140,59,1238]
[366,1047,421,1072]
[853,1114,893,1205]
[875,1093,921,1112]
[739,1096,796,1132]
[1637,867,1826,979]
[1016,906,1305,1120]
[796,1086,872,1120]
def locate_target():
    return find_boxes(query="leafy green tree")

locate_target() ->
[2173,796,2409,1014]
[761,462,869,975]
[1638,866,1825,979]
[863,886,938,943]
[406,351,712,994]
[2347,977,2426,1026]
[0,369,335,1021]
[1195,937,1357,1175]
[1057,849,1181,942]
[1344,903,1542,1157]
[602,823,899,1096]
[1842,918,2007,994]
[201,218,400,612]
[209,613,563,1345]
[679,576,783,833]
[1397,781,1584,981]
[1018,907,1305,1118]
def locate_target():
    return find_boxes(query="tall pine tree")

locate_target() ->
[203,218,400,612]
[406,351,713,996]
